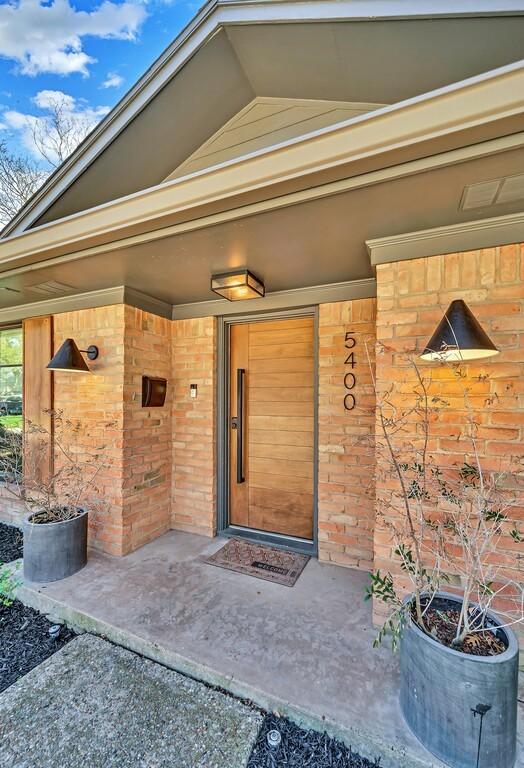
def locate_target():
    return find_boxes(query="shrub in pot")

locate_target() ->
[366,349,523,768]
[0,411,112,582]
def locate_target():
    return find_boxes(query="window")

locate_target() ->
[0,326,23,432]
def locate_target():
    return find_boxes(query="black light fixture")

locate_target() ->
[420,299,499,362]
[211,270,265,301]
[46,339,99,373]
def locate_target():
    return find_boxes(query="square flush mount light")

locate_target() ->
[211,270,265,301]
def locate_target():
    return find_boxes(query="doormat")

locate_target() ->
[203,538,309,587]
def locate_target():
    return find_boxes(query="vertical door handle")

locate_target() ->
[236,368,245,484]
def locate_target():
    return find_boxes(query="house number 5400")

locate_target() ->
[344,331,356,411]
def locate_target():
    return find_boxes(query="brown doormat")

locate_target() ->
[203,538,309,587]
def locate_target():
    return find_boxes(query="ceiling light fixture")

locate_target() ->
[211,270,265,301]
[420,300,499,362]
[46,339,99,373]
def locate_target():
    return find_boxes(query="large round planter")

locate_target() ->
[400,591,518,768]
[23,510,88,582]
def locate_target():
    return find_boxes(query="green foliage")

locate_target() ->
[365,570,397,604]
[373,613,406,652]
[0,562,19,607]
[0,415,23,430]
[459,462,480,486]
[482,506,506,525]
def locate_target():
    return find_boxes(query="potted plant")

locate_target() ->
[366,349,523,768]
[0,411,112,583]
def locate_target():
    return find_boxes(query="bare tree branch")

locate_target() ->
[0,92,94,228]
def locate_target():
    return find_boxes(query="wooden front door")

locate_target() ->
[229,316,314,540]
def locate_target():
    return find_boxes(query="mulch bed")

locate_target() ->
[414,599,506,656]
[0,600,76,693]
[248,714,382,768]
[0,522,23,563]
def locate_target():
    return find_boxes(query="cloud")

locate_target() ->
[102,72,124,88]
[0,0,147,77]
[33,89,76,111]
[4,89,110,165]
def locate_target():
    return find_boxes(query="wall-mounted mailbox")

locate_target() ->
[142,376,167,407]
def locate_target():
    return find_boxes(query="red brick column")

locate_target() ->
[374,245,524,638]
[122,307,172,553]
[171,317,216,536]
[53,305,126,554]
[318,298,376,569]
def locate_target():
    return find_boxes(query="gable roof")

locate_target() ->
[3,0,524,237]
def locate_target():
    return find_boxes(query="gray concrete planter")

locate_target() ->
[23,510,88,583]
[400,591,518,768]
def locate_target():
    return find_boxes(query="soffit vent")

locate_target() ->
[26,280,75,297]
[461,173,524,211]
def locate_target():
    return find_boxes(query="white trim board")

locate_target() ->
[0,279,376,325]
[2,131,521,284]
[366,210,524,264]
[0,286,172,325]
[4,0,524,237]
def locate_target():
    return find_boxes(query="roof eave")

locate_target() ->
[0,59,522,275]
[3,0,524,238]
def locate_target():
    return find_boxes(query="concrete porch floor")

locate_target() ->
[15,531,524,768]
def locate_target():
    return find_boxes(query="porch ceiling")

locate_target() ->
[0,144,523,311]
[5,5,524,236]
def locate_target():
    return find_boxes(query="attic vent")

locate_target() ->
[27,281,74,297]
[461,173,524,211]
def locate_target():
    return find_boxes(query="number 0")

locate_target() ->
[344,393,356,411]
[344,372,355,390]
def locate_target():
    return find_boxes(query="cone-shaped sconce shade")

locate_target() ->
[47,339,94,372]
[420,300,499,362]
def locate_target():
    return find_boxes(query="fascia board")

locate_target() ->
[0,60,523,272]
[367,210,524,264]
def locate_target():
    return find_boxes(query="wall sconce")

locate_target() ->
[46,339,99,373]
[211,270,265,301]
[420,299,499,362]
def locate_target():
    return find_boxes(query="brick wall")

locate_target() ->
[171,317,216,536]
[53,305,126,554]
[318,298,376,569]
[2,245,521,584]
[122,306,172,554]
[54,304,175,556]
[374,245,524,632]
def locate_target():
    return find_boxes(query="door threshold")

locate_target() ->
[222,525,316,556]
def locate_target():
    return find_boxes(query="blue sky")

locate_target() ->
[0,0,197,164]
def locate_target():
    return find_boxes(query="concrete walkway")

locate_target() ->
[0,634,262,768]
[14,532,524,768]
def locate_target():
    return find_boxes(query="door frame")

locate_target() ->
[217,306,318,556]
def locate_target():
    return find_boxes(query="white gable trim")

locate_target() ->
[4,0,524,238]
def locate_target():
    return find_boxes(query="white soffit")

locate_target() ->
[461,172,524,210]
[166,97,387,180]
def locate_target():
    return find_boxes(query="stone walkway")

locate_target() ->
[0,635,262,768]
